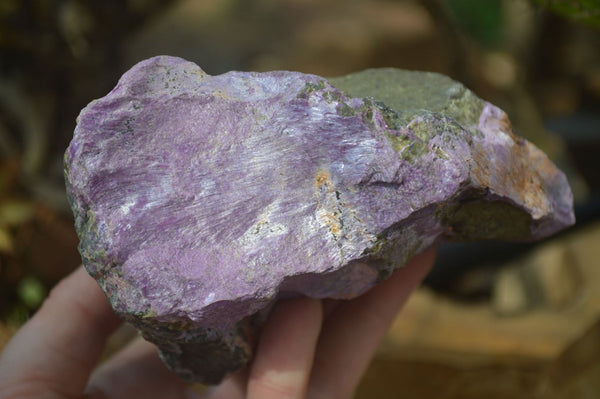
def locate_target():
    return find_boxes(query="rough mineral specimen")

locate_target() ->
[64,56,574,384]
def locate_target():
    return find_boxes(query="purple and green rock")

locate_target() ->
[64,56,574,384]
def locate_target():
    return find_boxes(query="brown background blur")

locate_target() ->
[1,0,600,397]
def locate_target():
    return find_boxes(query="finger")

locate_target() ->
[0,266,122,399]
[307,249,435,399]
[245,297,322,399]
[205,368,248,399]
[321,299,341,319]
[85,337,190,399]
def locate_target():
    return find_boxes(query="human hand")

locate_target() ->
[0,249,434,399]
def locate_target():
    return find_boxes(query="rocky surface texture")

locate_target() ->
[64,56,574,384]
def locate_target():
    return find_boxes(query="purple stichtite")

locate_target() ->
[64,56,574,384]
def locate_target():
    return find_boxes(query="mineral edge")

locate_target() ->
[64,56,574,383]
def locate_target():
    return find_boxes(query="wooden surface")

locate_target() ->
[357,221,600,398]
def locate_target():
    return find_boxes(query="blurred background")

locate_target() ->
[1,0,599,397]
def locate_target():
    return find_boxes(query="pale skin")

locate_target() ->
[0,249,434,399]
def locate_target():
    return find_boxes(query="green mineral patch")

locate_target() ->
[296,80,358,117]
[76,209,109,265]
[435,146,449,160]
[409,113,469,142]
[376,267,394,282]
[75,208,97,241]
[410,116,438,142]
[443,88,485,130]
[384,131,412,152]
[296,80,327,99]
[374,100,401,130]
[362,234,386,257]
[441,199,533,241]
[329,68,485,129]
[329,68,487,163]
[400,140,429,162]
[359,97,376,125]
[336,101,356,117]
[138,307,158,320]
[322,89,343,103]
[363,226,424,282]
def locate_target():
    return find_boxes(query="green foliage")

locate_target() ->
[445,0,504,47]
[17,276,46,309]
[533,0,600,28]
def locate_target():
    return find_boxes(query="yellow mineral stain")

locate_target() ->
[315,169,331,188]
[315,169,342,237]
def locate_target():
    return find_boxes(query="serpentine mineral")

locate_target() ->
[65,56,574,384]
